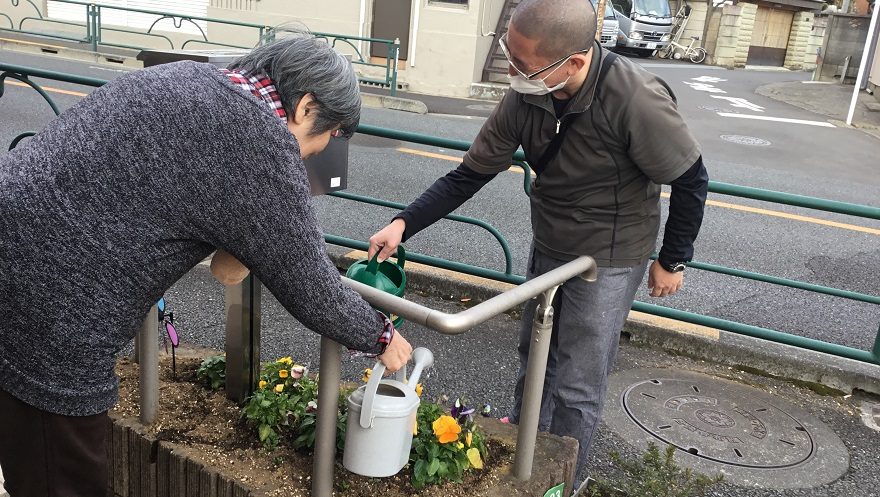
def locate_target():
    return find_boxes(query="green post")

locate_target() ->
[873,325,880,362]
[390,38,399,97]
[89,4,98,52]
[89,4,101,52]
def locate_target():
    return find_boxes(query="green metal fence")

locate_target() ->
[0,0,400,94]
[1,61,878,366]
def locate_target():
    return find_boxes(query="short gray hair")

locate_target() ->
[511,0,597,60]
[229,28,360,138]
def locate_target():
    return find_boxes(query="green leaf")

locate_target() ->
[414,459,427,481]
[258,424,272,442]
[427,458,440,476]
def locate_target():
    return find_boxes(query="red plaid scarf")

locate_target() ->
[222,69,287,122]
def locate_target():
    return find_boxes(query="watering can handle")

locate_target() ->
[359,361,406,429]
[395,245,406,270]
[366,245,406,275]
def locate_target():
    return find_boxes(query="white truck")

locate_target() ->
[613,0,674,57]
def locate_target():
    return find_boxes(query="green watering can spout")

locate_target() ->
[345,246,407,328]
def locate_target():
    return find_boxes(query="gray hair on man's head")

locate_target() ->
[511,0,597,60]
[229,25,360,138]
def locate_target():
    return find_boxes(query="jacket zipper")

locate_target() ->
[556,119,561,134]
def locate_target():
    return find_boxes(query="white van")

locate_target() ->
[592,0,620,49]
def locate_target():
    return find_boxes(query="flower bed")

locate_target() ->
[110,348,578,497]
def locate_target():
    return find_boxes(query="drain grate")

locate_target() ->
[623,378,813,468]
[604,369,850,489]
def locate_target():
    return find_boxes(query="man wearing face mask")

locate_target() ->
[368,0,707,488]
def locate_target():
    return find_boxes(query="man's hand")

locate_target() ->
[368,218,406,262]
[647,260,684,298]
[378,332,412,374]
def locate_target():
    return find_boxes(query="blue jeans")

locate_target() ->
[509,245,648,481]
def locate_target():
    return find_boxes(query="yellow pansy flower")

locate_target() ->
[274,384,284,393]
[456,442,464,449]
[466,448,484,469]
[278,357,293,365]
[415,383,424,396]
[278,369,289,379]
[258,380,267,390]
[432,415,461,444]
[362,368,372,383]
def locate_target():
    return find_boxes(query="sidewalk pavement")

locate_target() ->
[756,80,880,139]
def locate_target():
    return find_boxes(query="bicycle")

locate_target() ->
[658,35,707,64]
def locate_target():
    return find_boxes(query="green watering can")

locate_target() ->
[345,246,406,328]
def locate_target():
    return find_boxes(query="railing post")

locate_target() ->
[137,304,159,424]
[88,4,98,52]
[513,285,560,480]
[312,337,343,497]
[873,325,880,362]
[224,274,262,404]
[390,37,400,97]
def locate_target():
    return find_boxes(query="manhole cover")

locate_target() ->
[604,369,850,489]
[720,134,771,146]
[624,378,811,468]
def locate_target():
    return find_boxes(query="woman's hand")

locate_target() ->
[378,332,412,374]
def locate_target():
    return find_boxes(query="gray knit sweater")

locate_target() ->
[0,61,384,416]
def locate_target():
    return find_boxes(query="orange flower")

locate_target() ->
[432,415,461,444]
[278,369,289,379]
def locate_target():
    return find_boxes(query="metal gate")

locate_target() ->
[747,6,794,66]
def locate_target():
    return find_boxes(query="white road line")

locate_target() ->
[716,112,836,127]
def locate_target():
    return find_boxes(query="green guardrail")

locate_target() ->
[0,0,400,95]
[1,61,877,366]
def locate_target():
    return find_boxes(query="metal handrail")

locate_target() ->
[328,191,515,275]
[312,256,597,496]
[344,257,597,334]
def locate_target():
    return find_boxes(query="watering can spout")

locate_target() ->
[407,347,433,387]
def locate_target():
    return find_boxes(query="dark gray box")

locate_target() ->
[137,49,349,195]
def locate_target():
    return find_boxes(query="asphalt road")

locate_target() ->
[1,48,878,354]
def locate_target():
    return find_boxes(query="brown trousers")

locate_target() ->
[0,388,108,497]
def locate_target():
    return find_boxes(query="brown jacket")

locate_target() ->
[464,45,701,266]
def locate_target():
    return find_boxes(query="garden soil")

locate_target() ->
[113,352,514,497]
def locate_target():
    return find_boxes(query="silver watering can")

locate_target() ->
[343,347,434,477]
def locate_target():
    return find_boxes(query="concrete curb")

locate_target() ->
[0,35,140,68]
[360,92,428,114]
[328,248,880,397]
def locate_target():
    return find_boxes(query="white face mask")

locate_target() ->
[507,57,572,95]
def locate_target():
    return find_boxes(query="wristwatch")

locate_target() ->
[661,261,687,273]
